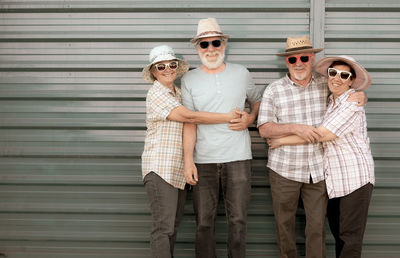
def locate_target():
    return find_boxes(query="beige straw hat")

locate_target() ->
[190,18,229,44]
[142,45,189,83]
[276,35,323,57]
[314,55,372,90]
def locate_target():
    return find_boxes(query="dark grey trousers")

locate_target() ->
[269,169,328,258]
[327,183,373,258]
[192,160,252,258]
[144,172,187,258]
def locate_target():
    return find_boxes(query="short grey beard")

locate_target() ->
[199,52,225,69]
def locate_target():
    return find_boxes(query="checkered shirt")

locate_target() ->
[322,89,375,198]
[257,73,329,183]
[141,80,186,190]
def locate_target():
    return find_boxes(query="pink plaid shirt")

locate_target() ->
[322,89,375,198]
[141,80,186,190]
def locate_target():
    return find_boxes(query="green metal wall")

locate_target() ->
[0,0,399,257]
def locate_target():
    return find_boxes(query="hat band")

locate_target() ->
[285,46,313,52]
[196,31,224,38]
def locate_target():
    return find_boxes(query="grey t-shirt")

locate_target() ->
[181,62,262,163]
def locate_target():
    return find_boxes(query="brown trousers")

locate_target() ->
[269,169,328,258]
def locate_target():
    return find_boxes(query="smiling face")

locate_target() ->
[196,36,226,70]
[328,64,353,99]
[285,53,315,86]
[151,60,178,87]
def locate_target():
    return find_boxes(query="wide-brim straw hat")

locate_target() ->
[314,55,372,90]
[190,18,229,44]
[142,45,189,83]
[276,35,323,57]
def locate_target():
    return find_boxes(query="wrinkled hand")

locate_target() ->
[184,161,198,185]
[267,138,281,149]
[293,124,322,143]
[348,91,367,106]
[228,108,241,121]
[229,110,252,131]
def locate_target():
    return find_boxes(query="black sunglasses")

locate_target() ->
[198,39,223,49]
[286,55,311,64]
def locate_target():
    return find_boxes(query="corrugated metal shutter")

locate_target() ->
[0,0,399,257]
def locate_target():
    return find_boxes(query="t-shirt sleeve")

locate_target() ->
[257,85,277,127]
[181,77,195,111]
[148,89,181,120]
[322,101,363,137]
[245,69,263,105]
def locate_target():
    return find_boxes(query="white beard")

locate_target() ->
[199,51,225,69]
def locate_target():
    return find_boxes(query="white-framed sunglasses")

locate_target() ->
[154,61,179,71]
[328,68,352,81]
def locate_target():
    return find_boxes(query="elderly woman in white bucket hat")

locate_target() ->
[141,45,239,258]
[268,55,375,258]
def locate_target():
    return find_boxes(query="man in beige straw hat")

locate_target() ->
[181,18,263,258]
[257,35,367,258]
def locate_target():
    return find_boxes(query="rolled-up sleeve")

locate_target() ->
[148,89,181,120]
[257,85,277,127]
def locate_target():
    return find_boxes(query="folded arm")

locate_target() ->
[268,125,337,148]
[258,122,323,143]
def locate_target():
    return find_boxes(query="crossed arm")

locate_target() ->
[266,125,337,149]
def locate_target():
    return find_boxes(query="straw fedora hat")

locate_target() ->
[276,35,323,57]
[142,45,189,83]
[314,55,372,90]
[190,18,229,44]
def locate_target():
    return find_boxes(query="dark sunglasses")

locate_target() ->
[198,39,223,49]
[154,61,179,71]
[328,68,352,81]
[286,55,311,64]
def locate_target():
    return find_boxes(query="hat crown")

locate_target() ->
[286,35,313,51]
[149,45,176,63]
[196,18,223,36]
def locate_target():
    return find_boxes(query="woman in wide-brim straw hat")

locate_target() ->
[268,55,374,257]
[141,45,239,258]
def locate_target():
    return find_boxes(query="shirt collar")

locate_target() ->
[329,89,355,104]
[153,80,180,96]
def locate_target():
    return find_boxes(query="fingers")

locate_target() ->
[234,110,246,115]
[229,118,242,123]
[185,173,197,185]
[193,169,198,182]
[228,123,246,131]
[184,165,198,186]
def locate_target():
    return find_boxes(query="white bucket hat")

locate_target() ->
[142,45,189,83]
[314,55,372,90]
[190,18,229,44]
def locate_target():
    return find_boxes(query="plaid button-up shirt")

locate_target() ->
[257,73,329,183]
[141,80,186,190]
[322,89,375,198]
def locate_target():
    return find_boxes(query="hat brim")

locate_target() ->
[142,59,189,83]
[190,33,229,44]
[314,56,371,90]
[276,48,323,57]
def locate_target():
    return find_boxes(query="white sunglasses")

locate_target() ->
[328,68,352,81]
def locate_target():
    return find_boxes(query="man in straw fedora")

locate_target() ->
[181,18,263,258]
[257,36,367,258]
